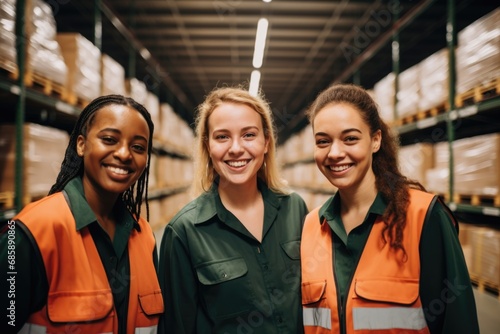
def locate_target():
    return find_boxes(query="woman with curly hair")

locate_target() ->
[300,84,478,334]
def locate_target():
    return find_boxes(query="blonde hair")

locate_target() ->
[192,86,288,196]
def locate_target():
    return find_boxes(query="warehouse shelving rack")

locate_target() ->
[282,0,500,220]
[0,0,192,221]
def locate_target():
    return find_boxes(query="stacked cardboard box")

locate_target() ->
[456,8,500,95]
[0,0,16,66]
[101,54,126,96]
[56,33,101,103]
[26,0,67,85]
[0,123,69,200]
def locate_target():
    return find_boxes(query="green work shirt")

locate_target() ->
[0,177,157,334]
[318,191,480,334]
[159,179,309,333]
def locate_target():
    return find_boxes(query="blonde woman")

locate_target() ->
[159,86,308,333]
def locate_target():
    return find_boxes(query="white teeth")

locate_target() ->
[330,165,350,172]
[227,160,248,167]
[108,166,129,175]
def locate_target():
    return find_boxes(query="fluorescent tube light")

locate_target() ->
[252,18,268,69]
[249,70,261,96]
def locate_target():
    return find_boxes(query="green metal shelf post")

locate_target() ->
[14,0,26,211]
[446,0,457,204]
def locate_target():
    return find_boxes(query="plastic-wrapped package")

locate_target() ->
[101,54,126,96]
[145,92,161,139]
[0,123,69,199]
[453,133,500,196]
[468,226,500,289]
[159,103,194,156]
[398,143,434,188]
[419,48,449,111]
[26,0,67,85]
[373,72,395,123]
[396,64,420,118]
[0,0,16,65]
[125,78,148,105]
[424,141,449,195]
[56,33,101,102]
[456,8,500,94]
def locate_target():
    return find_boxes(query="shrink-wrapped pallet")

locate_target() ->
[159,103,194,156]
[0,0,16,66]
[56,33,101,102]
[418,48,449,112]
[468,226,500,288]
[373,72,395,123]
[101,54,126,96]
[126,78,147,105]
[399,143,434,189]
[396,64,420,118]
[0,123,69,200]
[454,133,500,196]
[456,8,500,95]
[425,141,449,195]
[26,0,67,85]
[145,92,161,139]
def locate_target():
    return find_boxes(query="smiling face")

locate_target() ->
[313,102,381,193]
[207,102,269,189]
[76,104,150,199]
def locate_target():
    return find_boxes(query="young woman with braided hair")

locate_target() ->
[300,84,478,334]
[0,95,163,334]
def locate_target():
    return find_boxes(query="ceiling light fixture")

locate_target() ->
[249,70,261,96]
[252,18,268,69]
[263,0,272,3]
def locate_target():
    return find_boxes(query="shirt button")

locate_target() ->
[222,273,228,278]
[277,317,283,323]
[263,265,268,270]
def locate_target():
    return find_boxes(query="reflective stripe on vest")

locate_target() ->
[303,307,332,330]
[135,325,158,334]
[19,323,113,334]
[352,307,427,330]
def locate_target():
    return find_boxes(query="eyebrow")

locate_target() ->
[212,125,260,133]
[98,128,149,142]
[315,128,362,136]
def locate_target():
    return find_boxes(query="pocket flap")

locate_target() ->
[196,257,248,285]
[139,290,164,315]
[47,289,113,323]
[354,278,419,305]
[302,280,327,304]
[281,240,300,260]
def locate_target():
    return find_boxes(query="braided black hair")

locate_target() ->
[49,94,155,221]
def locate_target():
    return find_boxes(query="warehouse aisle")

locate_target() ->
[475,288,500,334]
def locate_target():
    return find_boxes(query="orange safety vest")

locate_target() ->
[301,189,434,334]
[15,192,164,334]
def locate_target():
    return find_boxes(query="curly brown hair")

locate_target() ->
[307,83,425,259]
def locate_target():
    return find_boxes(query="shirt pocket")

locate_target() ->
[47,289,113,323]
[195,257,253,320]
[301,279,327,305]
[280,239,301,261]
[353,277,420,304]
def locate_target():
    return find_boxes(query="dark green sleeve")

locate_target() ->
[158,223,198,334]
[419,199,480,334]
[0,220,48,333]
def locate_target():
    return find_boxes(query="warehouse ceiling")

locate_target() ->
[51,0,498,143]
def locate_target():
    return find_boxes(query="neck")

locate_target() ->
[339,174,378,214]
[218,179,261,210]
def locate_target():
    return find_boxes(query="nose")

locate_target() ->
[328,141,345,159]
[229,138,244,154]
[114,143,132,161]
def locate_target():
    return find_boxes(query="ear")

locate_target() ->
[372,130,382,153]
[76,135,85,157]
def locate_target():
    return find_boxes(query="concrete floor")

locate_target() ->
[474,287,500,334]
